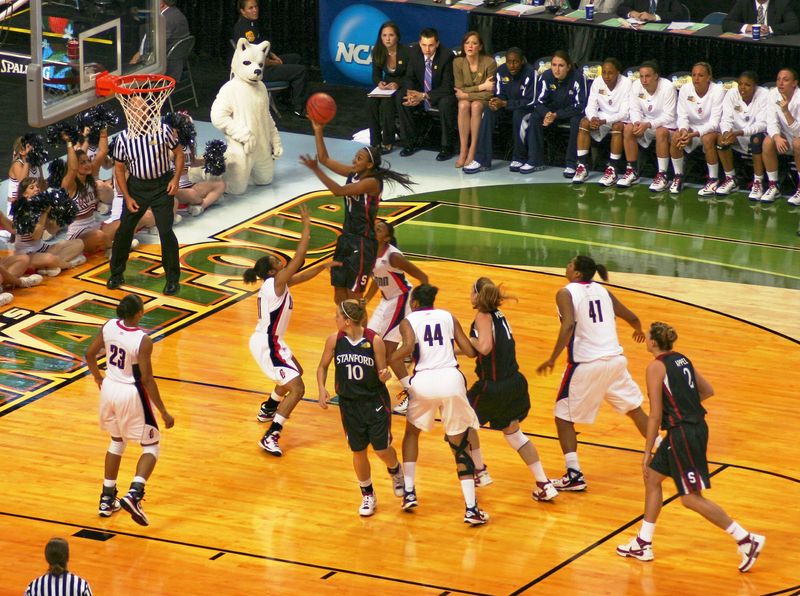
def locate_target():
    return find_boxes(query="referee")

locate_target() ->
[107,102,184,296]
[24,537,92,596]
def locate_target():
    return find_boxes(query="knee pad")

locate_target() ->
[108,439,127,456]
[503,429,529,452]
[447,433,475,479]
[749,133,764,154]
[141,444,160,460]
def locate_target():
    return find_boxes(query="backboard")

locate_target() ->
[23,0,165,126]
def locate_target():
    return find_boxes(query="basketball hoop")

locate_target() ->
[95,72,176,138]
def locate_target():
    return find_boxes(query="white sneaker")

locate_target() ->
[509,160,523,172]
[598,166,617,187]
[18,274,43,288]
[760,182,780,203]
[563,166,577,178]
[748,179,764,201]
[616,166,639,187]
[572,163,588,183]
[697,177,719,196]
[130,238,140,250]
[37,268,61,277]
[96,203,110,215]
[0,292,13,307]
[669,174,684,195]
[173,213,183,225]
[188,204,204,216]
[259,431,283,457]
[737,533,765,573]
[714,176,738,195]
[649,171,669,192]
[42,231,54,242]
[474,466,493,488]
[788,188,800,205]
[359,493,377,517]
[390,467,404,497]
[616,536,654,561]
[519,163,544,174]
[67,254,87,268]
[532,480,558,502]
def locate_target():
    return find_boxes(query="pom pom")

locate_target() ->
[44,187,78,228]
[75,104,119,145]
[162,111,196,149]
[46,122,82,146]
[10,193,42,235]
[21,133,49,168]
[203,139,227,176]
[47,158,67,189]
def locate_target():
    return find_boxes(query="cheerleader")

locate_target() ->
[7,136,46,215]
[761,67,800,204]
[175,142,225,216]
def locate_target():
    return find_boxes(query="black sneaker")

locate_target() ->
[120,492,149,526]
[257,401,277,423]
[402,488,418,511]
[98,490,120,517]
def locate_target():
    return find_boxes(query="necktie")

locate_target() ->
[424,58,432,111]
[757,3,766,24]
[649,0,657,14]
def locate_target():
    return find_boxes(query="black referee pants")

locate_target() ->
[109,172,179,283]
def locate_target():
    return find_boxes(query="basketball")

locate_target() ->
[306,93,337,125]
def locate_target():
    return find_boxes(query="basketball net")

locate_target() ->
[95,73,175,138]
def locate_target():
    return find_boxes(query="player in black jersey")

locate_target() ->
[617,322,765,572]
[300,121,414,304]
[316,299,404,516]
[466,278,558,502]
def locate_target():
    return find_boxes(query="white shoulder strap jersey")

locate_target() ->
[372,244,411,300]
[254,276,293,339]
[563,281,623,363]
[103,318,146,384]
[406,308,457,371]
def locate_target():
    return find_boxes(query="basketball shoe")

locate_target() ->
[463,505,489,525]
[120,491,149,526]
[390,467,405,497]
[532,480,558,502]
[98,490,120,517]
[616,536,654,561]
[402,489,418,511]
[359,493,377,516]
[551,467,587,491]
[474,465,493,488]
[256,401,277,422]
[259,431,283,456]
[392,389,409,414]
[737,533,765,572]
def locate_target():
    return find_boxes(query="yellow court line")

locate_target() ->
[402,219,800,282]
[0,25,112,44]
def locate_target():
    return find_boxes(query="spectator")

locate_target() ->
[399,28,457,162]
[24,537,92,596]
[233,0,309,118]
[368,22,410,154]
[761,67,800,204]
[617,0,687,22]
[129,0,190,83]
[722,0,800,36]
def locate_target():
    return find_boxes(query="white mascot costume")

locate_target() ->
[211,39,283,195]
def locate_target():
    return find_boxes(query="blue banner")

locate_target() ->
[319,0,469,86]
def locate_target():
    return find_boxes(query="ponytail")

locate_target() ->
[649,321,678,351]
[243,255,278,283]
[473,277,515,312]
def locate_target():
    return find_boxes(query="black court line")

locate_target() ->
[509,464,730,595]
[320,571,336,580]
[0,511,489,596]
[404,252,800,346]
[761,585,800,596]
[209,552,225,560]
[152,374,800,485]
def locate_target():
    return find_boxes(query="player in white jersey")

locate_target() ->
[365,220,428,414]
[537,256,648,492]
[573,58,631,185]
[761,67,800,204]
[391,284,489,525]
[86,294,174,527]
[618,61,677,191]
[716,72,769,199]
[669,62,726,196]
[244,206,338,456]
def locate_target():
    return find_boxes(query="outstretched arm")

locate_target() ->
[288,259,342,287]
[273,206,311,294]
[388,252,429,286]
[299,153,380,197]
[311,120,351,176]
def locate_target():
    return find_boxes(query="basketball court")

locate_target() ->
[0,1,798,593]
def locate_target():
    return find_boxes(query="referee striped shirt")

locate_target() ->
[25,572,92,596]
[112,124,179,180]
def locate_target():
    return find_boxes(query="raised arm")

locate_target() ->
[310,121,351,176]
[316,332,338,409]
[91,129,110,178]
[273,206,311,294]
[61,135,79,195]
[288,259,342,287]
[388,252,428,286]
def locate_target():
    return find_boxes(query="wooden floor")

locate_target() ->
[1,257,797,595]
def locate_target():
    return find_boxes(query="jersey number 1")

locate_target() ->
[588,300,604,323]
[423,323,443,346]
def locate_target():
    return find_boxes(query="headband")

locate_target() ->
[364,146,377,164]
[340,301,356,321]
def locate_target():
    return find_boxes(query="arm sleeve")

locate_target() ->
[766,91,782,136]
[532,74,551,116]
[607,79,631,124]
[676,87,690,130]
[650,83,677,129]
[555,77,586,120]
[429,54,454,103]
[773,2,800,35]
[722,0,748,33]
[744,91,769,135]
[719,90,735,132]
[696,87,724,135]
[629,84,644,122]
[506,68,537,111]
[585,84,599,119]
[464,59,497,100]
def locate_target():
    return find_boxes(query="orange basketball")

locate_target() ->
[306,93,337,125]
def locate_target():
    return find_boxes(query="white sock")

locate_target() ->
[270,389,283,402]
[103,479,116,488]
[460,478,477,508]
[400,375,411,390]
[403,462,416,491]
[358,478,372,489]
[708,163,719,178]
[610,152,622,161]
[725,169,735,179]
[564,451,580,471]
[767,170,778,182]
[528,460,548,483]
[273,413,287,426]
[725,521,749,542]
[577,149,589,160]
[133,476,147,485]
[639,520,655,542]
[671,157,684,175]
[657,157,669,173]
[471,448,485,470]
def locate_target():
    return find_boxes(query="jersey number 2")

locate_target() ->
[588,300,604,323]
[108,345,127,369]
[423,323,443,346]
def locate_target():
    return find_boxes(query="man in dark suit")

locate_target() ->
[616,0,686,21]
[162,0,190,82]
[399,28,457,161]
[722,0,800,35]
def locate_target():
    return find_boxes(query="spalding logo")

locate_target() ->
[328,4,389,86]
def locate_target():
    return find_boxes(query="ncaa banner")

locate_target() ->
[319,0,468,86]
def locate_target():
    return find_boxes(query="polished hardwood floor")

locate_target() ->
[1,258,797,595]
